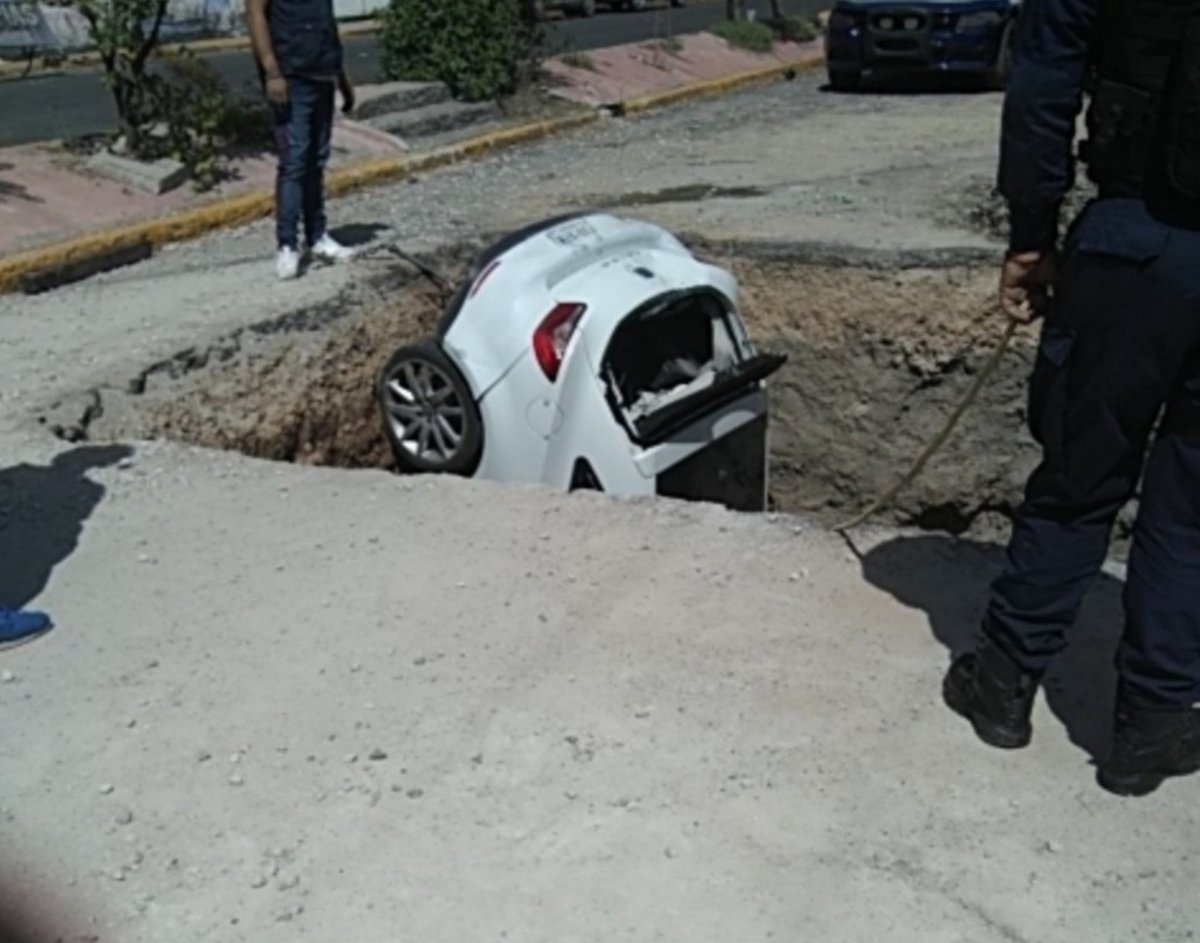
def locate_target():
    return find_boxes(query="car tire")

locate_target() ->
[829,70,862,92]
[576,0,597,15]
[986,21,1015,90]
[626,0,647,11]
[670,0,686,6]
[377,340,484,476]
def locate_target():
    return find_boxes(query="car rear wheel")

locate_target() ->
[377,341,483,476]
[829,70,862,92]
[575,0,597,15]
[625,0,647,11]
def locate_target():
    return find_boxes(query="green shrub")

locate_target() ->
[160,59,273,193]
[708,19,775,54]
[768,16,818,43]
[75,0,272,193]
[560,51,597,72]
[159,56,232,191]
[379,0,543,102]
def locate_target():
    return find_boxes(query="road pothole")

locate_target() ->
[71,238,1134,547]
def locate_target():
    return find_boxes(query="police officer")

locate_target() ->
[943,0,1200,796]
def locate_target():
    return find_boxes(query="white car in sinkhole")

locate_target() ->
[375,212,787,512]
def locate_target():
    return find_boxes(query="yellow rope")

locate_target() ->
[835,319,1021,533]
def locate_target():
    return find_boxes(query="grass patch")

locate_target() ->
[560,51,598,71]
[709,19,775,54]
[767,16,819,42]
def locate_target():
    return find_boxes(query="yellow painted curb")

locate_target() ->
[0,51,823,293]
[0,190,274,293]
[0,110,602,293]
[621,48,825,116]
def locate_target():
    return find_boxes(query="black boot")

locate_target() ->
[943,638,1039,749]
[1097,697,1200,797]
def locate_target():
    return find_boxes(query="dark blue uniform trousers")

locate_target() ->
[986,199,1200,710]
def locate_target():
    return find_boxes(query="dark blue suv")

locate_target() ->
[824,0,1019,90]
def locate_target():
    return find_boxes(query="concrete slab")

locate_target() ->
[333,118,410,154]
[0,74,1194,943]
[353,80,451,121]
[367,99,500,141]
[87,148,191,195]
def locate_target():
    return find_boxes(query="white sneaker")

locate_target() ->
[310,234,355,263]
[276,247,301,281]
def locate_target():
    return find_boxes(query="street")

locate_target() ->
[0,0,824,146]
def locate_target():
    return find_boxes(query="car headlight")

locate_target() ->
[957,10,1004,28]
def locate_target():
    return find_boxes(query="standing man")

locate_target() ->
[943,0,1200,796]
[247,0,357,280]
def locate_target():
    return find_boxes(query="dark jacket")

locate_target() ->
[1000,0,1200,250]
[998,0,1099,252]
[267,0,343,78]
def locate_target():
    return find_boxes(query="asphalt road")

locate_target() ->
[0,0,824,147]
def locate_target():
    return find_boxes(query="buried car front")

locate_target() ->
[825,0,1020,90]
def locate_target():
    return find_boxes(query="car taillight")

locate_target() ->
[532,302,586,382]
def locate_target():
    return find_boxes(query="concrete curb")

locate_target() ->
[0,50,825,294]
[619,47,824,116]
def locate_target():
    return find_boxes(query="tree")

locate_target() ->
[75,0,171,154]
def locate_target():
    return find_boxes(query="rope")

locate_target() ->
[360,243,455,305]
[834,319,1020,533]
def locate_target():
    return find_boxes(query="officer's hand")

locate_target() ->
[339,73,355,116]
[1000,251,1056,324]
[265,73,288,105]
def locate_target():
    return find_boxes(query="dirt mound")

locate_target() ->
[145,280,448,470]
[953,175,1098,241]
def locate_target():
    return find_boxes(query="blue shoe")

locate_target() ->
[0,608,52,651]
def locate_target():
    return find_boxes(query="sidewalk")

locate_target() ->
[544,31,820,107]
[0,32,822,266]
[0,120,406,259]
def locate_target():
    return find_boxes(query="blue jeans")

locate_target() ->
[986,199,1200,709]
[271,77,334,251]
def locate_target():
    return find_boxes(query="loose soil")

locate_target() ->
[82,240,1135,549]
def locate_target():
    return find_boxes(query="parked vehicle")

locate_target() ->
[824,0,1020,90]
[375,213,786,512]
[522,0,685,18]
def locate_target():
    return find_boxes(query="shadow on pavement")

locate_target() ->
[822,74,998,97]
[0,162,42,205]
[859,533,1124,763]
[0,445,132,611]
[330,222,391,248]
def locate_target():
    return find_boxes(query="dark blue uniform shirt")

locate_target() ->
[999,0,1100,252]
